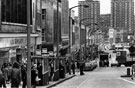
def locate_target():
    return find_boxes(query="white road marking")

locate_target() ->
[118,77,135,85]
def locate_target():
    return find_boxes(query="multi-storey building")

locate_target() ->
[41,0,70,82]
[78,0,100,30]
[0,0,42,67]
[111,0,134,43]
[61,0,69,55]
[78,0,100,47]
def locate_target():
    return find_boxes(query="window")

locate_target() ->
[1,0,32,24]
[42,9,46,20]
[42,29,45,42]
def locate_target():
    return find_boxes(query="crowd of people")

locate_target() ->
[0,61,42,88]
[0,57,86,88]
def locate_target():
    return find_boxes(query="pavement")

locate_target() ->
[120,67,135,84]
[42,73,77,88]
[6,70,79,88]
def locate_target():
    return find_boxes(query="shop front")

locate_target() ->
[0,36,40,68]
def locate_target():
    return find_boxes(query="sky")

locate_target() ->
[68,0,134,16]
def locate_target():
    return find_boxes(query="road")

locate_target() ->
[53,67,135,88]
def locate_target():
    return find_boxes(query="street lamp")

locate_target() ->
[68,4,89,75]
[69,5,89,54]
[56,0,61,56]
[79,18,94,59]
[89,28,100,45]
[56,0,61,78]
[27,0,31,87]
[84,23,98,58]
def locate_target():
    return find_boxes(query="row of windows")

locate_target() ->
[1,0,32,24]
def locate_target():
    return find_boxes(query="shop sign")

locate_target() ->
[9,49,16,57]
[0,38,36,48]
[49,51,54,56]
[10,38,27,46]
[36,49,41,55]
[42,48,47,53]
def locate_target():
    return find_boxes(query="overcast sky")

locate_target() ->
[68,0,134,16]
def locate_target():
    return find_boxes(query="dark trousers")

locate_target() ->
[72,68,75,75]
[11,78,20,88]
[80,66,84,75]
[0,77,6,88]
[22,79,27,88]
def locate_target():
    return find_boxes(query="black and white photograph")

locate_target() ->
[0,0,135,88]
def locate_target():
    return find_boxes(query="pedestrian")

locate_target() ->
[0,70,6,88]
[31,64,38,88]
[59,61,65,78]
[131,63,135,80]
[37,63,42,85]
[66,60,70,74]
[7,63,12,84]
[21,63,27,88]
[49,61,54,81]
[1,63,8,83]
[79,60,84,75]
[11,62,21,88]
[77,61,80,69]
[71,60,75,75]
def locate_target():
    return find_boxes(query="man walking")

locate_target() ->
[71,60,75,75]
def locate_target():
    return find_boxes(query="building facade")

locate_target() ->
[0,0,42,68]
[61,0,69,55]
[111,0,134,43]
[78,0,100,30]
[100,14,111,45]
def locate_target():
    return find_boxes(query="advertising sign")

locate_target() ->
[109,28,114,38]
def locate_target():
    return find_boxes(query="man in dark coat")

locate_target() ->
[71,60,75,75]
[0,70,6,88]
[11,62,21,88]
[21,64,27,88]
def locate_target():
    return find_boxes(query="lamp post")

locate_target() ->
[56,0,61,78]
[27,0,31,87]
[69,5,89,54]
[68,4,89,75]
[84,23,98,58]
[79,18,94,60]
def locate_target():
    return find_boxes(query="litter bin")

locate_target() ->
[127,68,130,76]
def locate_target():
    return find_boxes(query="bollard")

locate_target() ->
[127,68,130,76]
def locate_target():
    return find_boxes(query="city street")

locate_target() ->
[53,67,135,88]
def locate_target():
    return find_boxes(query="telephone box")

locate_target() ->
[31,56,49,86]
